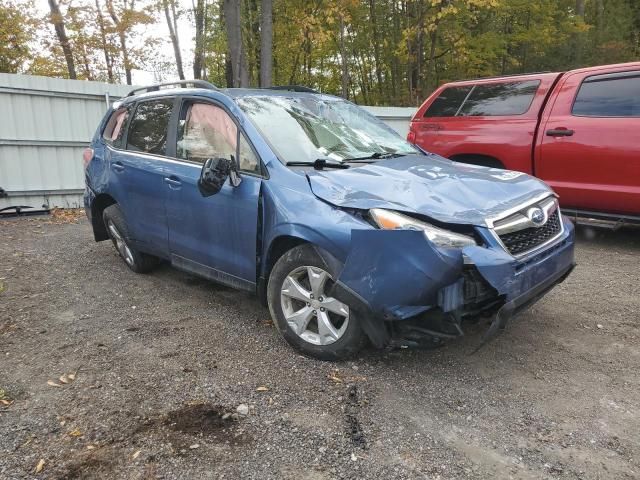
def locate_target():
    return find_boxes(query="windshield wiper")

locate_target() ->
[343,152,408,163]
[285,158,350,170]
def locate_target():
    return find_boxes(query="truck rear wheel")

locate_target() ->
[450,154,505,169]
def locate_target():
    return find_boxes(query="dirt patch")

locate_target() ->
[164,403,236,435]
[48,208,86,224]
[55,447,116,480]
[344,384,366,449]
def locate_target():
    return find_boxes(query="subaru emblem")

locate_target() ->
[527,207,546,226]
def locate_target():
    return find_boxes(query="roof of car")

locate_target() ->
[221,88,341,101]
[120,81,341,104]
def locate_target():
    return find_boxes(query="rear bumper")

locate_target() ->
[330,217,575,347]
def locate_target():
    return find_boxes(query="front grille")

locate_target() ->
[498,210,562,256]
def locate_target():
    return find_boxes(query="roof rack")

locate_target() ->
[264,85,319,93]
[127,80,218,97]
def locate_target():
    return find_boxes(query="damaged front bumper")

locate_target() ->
[330,217,575,348]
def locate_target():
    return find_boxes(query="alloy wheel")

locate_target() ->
[107,219,134,266]
[280,266,349,346]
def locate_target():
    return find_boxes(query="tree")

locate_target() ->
[193,0,206,79]
[162,0,185,79]
[95,0,115,83]
[0,1,39,74]
[47,0,76,79]
[223,0,249,87]
[260,0,272,86]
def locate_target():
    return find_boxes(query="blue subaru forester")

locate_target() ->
[84,81,575,360]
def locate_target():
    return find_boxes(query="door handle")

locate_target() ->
[163,176,182,187]
[546,128,574,137]
[111,161,125,172]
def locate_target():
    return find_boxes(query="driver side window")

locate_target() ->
[177,102,261,174]
[177,103,237,165]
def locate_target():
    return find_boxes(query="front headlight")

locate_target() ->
[370,208,477,248]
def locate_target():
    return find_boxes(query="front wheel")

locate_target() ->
[267,244,366,360]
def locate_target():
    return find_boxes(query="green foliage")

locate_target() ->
[0,1,39,73]
[1,0,638,105]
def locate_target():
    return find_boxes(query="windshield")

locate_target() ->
[235,95,420,164]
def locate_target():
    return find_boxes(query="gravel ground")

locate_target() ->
[0,216,638,479]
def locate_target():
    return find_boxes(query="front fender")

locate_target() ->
[335,229,464,319]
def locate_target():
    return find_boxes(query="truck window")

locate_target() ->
[572,71,640,117]
[423,86,472,117]
[126,99,174,156]
[458,80,540,116]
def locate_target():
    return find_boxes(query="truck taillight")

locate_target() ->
[407,127,416,144]
[83,148,94,169]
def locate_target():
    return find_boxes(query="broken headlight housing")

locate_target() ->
[370,208,477,248]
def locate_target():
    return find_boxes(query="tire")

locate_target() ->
[102,204,159,274]
[450,155,504,170]
[267,244,366,360]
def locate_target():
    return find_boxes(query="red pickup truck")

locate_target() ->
[408,62,640,224]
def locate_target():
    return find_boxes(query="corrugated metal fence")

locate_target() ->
[0,74,415,210]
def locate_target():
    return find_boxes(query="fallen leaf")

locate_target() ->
[132,450,141,459]
[59,375,69,384]
[35,459,45,473]
[68,429,82,437]
[256,386,269,392]
[1,399,12,406]
[47,380,61,387]
[86,445,96,450]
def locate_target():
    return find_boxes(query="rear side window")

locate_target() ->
[102,106,130,148]
[572,72,640,117]
[458,80,540,116]
[126,99,174,155]
[424,86,472,117]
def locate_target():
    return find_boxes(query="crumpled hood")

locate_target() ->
[307,154,553,226]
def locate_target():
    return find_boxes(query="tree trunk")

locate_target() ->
[223,0,249,87]
[340,16,348,99]
[106,0,132,85]
[163,0,184,79]
[47,0,76,79]
[193,0,205,79]
[368,0,383,101]
[95,0,114,83]
[260,0,272,87]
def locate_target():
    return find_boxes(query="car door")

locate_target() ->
[536,68,640,215]
[107,98,176,256]
[164,97,263,290]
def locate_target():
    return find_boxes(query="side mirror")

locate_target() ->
[198,156,241,197]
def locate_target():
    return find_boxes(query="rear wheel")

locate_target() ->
[103,205,159,273]
[450,154,504,169]
[267,244,366,360]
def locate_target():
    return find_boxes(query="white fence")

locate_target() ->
[0,74,415,210]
